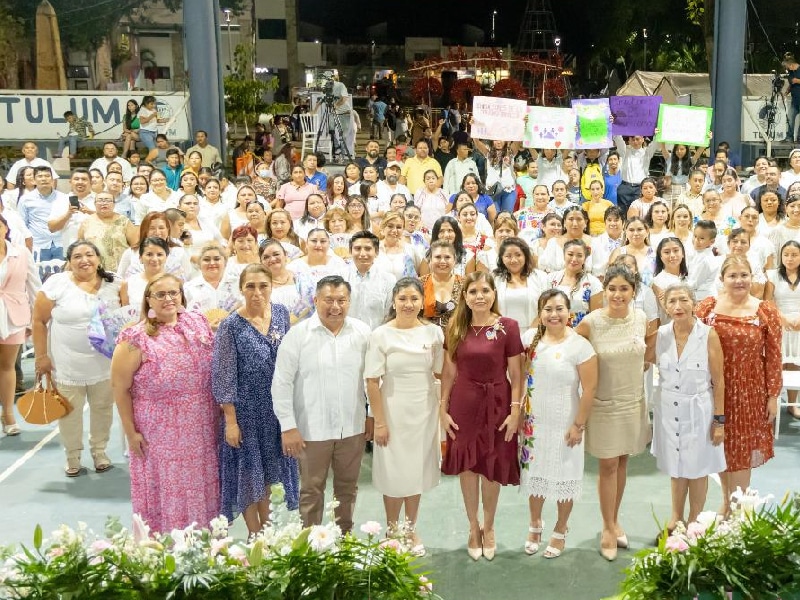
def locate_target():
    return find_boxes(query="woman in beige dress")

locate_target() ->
[575,263,657,561]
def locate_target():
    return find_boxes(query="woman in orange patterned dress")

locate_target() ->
[695,255,782,513]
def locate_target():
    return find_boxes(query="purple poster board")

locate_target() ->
[609,95,662,137]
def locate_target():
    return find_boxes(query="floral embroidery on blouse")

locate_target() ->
[519,348,537,471]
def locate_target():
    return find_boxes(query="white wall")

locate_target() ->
[255,41,322,69]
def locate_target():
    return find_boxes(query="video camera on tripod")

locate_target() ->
[317,71,341,108]
[772,69,788,93]
[313,71,352,162]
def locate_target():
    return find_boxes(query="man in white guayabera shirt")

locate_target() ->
[272,275,372,533]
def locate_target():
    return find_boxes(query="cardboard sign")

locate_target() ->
[609,95,662,136]
[572,98,612,149]
[656,104,713,146]
[523,106,576,149]
[471,95,527,141]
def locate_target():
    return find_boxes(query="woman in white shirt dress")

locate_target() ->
[652,283,725,533]
[365,277,444,557]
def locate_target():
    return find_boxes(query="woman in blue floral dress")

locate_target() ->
[212,264,299,535]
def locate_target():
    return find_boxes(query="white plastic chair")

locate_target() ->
[299,113,319,160]
[35,258,64,282]
[776,370,800,439]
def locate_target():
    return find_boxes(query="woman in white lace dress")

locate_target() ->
[520,289,597,559]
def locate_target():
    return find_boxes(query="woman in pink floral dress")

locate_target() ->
[111,273,219,533]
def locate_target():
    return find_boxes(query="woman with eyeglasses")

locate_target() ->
[346,196,371,234]
[111,273,219,533]
[77,191,138,273]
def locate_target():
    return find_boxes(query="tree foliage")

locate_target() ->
[0,0,25,87]
[224,43,279,126]
[8,0,248,54]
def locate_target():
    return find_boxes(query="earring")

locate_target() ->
[147,308,156,319]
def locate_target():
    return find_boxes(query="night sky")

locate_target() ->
[301,0,526,47]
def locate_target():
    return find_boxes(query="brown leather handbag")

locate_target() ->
[17,375,73,425]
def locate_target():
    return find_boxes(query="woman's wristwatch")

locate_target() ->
[712,414,725,427]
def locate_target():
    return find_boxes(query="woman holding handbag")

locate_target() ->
[0,215,41,436]
[32,241,128,476]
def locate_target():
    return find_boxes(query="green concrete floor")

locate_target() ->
[1,360,799,599]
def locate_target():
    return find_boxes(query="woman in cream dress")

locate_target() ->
[365,277,444,557]
[576,263,657,561]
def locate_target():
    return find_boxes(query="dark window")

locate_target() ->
[258,19,287,40]
[144,66,171,80]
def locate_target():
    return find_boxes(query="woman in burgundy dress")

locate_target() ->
[441,272,525,561]
[696,255,782,514]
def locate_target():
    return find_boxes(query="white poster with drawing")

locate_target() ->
[523,106,577,149]
[471,96,527,141]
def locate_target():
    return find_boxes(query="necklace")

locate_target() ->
[272,272,291,286]
[243,310,271,334]
[470,318,496,336]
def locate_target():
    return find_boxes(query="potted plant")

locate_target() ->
[610,489,800,600]
[0,485,439,599]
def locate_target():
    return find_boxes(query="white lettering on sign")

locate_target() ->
[0,91,191,141]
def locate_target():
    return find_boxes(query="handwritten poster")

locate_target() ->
[523,106,576,149]
[572,98,612,149]
[609,95,662,136]
[656,104,713,146]
[471,96,528,141]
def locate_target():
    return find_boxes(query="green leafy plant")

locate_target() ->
[223,43,279,127]
[0,486,439,600]
[611,489,800,600]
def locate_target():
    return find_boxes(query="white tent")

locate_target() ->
[617,70,788,145]
[616,70,778,107]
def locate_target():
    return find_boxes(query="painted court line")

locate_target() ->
[0,428,60,485]
[0,405,88,485]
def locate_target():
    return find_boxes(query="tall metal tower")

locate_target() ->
[516,0,558,57]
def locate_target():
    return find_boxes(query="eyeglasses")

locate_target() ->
[95,198,115,204]
[149,290,181,300]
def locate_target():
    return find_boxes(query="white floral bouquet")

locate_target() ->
[0,485,439,599]
[609,488,800,600]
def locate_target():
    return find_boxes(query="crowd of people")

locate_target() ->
[0,102,796,561]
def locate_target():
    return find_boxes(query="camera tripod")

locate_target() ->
[760,73,788,141]
[315,99,352,163]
